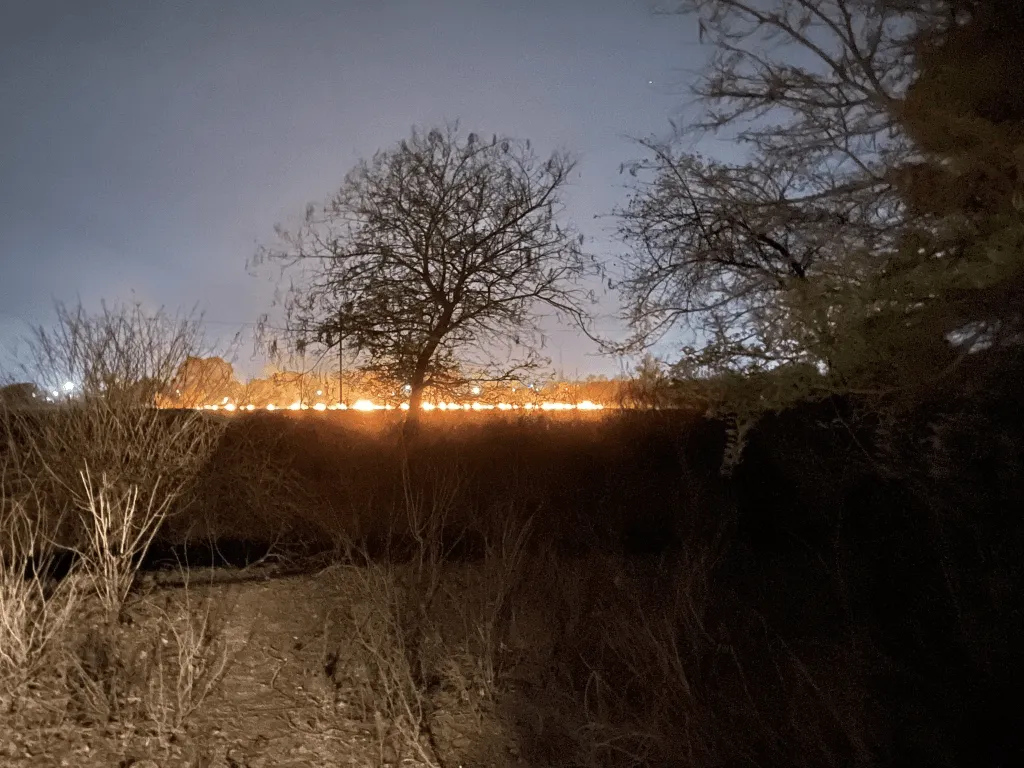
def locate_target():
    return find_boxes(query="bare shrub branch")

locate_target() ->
[20,300,208,407]
[72,468,168,622]
[0,488,81,710]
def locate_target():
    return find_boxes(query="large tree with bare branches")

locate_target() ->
[258,124,593,415]
[616,0,995,388]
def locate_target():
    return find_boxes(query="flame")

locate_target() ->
[192,399,607,413]
[351,399,383,411]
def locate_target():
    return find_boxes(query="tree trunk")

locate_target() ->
[403,369,427,437]
[407,384,424,419]
[405,336,442,434]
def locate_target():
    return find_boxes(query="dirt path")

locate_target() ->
[3,566,527,768]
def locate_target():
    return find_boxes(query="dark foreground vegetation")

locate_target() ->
[5,352,1021,767]
[190,379,1023,766]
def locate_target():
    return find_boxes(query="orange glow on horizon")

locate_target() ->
[184,399,608,413]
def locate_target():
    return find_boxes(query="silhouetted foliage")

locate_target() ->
[617,0,1022,404]
[0,382,44,408]
[258,123,595,416]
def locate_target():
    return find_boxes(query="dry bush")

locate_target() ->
[70,468,168,622]
[0,472,237,743]
[342,560,440,767]
[0,300,236,747]
[452,507,533,699]
[2,479,238,752]
[1,405,221,552]
[0,487,81,712]
[0,300,224,551]
[316,450,547,767]
[140,581,242,741]
[56,459,236,740]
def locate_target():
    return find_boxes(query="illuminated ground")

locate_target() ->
[1,564,536,768]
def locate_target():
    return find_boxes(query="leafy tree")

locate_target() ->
[888,0,1024,355]
[0,382,44,408]
[799,0,1024,392]
[169,356,238,407]
[615,354,674,409]
[616,0,978,391]
[258,124,594,416]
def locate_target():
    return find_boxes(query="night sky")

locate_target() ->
[1,0,701,380]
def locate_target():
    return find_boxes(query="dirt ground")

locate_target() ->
[1,564,530,768]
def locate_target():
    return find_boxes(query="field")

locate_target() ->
[1,395,1022,767]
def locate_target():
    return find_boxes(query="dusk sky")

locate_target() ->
[1,0,706,380]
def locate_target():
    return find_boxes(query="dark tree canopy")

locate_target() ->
[616,0,928,370]
[259,124,593,413]
[617,0,1023,396]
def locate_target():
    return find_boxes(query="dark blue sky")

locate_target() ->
[1,0,702,379]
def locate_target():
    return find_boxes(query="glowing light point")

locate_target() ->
[313,403,327,411]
